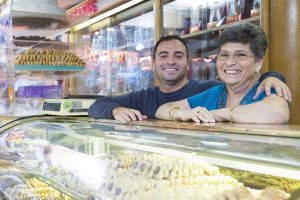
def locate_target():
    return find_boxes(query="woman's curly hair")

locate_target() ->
[218,23,268,60]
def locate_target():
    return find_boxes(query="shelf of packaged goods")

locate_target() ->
[181,16,260,40]
[14,65,85,71]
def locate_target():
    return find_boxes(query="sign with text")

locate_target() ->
[67,0,98,18]
[67,0,128,19]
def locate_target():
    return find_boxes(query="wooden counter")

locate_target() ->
[91,118,300,138]
[1,115,300,138]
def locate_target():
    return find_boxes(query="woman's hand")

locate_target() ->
[174,106,215,123]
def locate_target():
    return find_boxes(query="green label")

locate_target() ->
[62,100,72,111]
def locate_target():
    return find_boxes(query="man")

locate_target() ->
[89,35,291,123]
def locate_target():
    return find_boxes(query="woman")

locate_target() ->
[155,23,290,124]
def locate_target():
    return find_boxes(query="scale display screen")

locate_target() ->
[42,102,61,111]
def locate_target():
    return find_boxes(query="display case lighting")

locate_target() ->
[72,0,145,31]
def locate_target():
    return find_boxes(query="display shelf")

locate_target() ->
[181,16,260,40]
[14,65,85,71]
[0,0,89,116]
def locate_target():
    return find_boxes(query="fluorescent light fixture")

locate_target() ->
[72,0,145,32]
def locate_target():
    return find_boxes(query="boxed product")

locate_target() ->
[16,85,62,98]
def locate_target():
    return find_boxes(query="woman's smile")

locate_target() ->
[224,69,241,74]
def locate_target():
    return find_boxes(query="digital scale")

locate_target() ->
[41,98,96,116]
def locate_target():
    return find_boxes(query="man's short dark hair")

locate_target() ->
[218,23,268,60]
[152,35,189,59]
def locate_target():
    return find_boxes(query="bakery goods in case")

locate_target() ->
[0,160,72,200]
[214,185,290,200]
[0,147,295,199]
[14,48,86,67]
[94,152,294,200]
[221,168,300,193]
[26,177,72,200]
[98,153,241,200]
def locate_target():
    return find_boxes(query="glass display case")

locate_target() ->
[0,0,89,116]
[163,0,261,80]
[0,116,299,199]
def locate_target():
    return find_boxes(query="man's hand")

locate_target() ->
[112,107,147,123]
[254,77,292,102]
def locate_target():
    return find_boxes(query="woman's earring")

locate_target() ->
[255,67,261,76]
